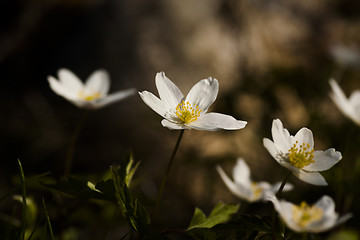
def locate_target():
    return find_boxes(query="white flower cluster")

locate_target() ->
[47,69,353,234]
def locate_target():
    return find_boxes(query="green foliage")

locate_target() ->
[111,165,150,235]
[188,202,239,230]
[44,155,150,235]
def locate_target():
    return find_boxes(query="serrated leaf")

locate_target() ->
[187,202,239,230]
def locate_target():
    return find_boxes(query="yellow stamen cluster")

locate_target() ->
[251,182,263,199]
[288,141,314,168]
[292,202,323,227]
[175,100,202,124]
[78,91,102,101]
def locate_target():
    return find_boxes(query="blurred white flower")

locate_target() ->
[139,72,247,130]
[266,193,352,233]
[263,119,342,186]
[216,158,293,202]
[48,69,136,109]
[329,79,360,126]
[329,45,360,68]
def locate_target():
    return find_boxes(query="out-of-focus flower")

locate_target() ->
[329,79,360,126]
[48,69,136,109]
[139,72,247,130]
[263,119,342,186]
[329,45,360,68]
[266,193,352,233]
[216,158,292,202]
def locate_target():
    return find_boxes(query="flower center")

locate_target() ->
[175,100,202,124]
[78,91,102,101]
[251,182,263,199]
[292,202,323,227]
[288,141,314,168]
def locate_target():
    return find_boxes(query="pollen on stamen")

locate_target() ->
[78,91,102,101]
[175,100,202,124]
[288,141,315,169]
[292,202,323,227]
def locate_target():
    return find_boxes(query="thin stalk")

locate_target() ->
[272,170,292,240]
[155,129,185,208]
[42,198,55,240]
[64,110,89,176]
[276,170,292,197]
[17,159,27,240]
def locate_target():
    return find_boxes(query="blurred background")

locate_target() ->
[1,0,360,239]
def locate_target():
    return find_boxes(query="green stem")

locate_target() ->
[64,110,89,176]
[42,198,55,240]
[155,129,185,208]
[276,170,292,197]
[17,159,27,240]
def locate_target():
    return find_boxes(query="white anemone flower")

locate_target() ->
[329,79,360,126]
[266,193,352,233]
[263,119,342,186]
[216,158,293,202]
[48,69,136,109]
[139,72,247,130]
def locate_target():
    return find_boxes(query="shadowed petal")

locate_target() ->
[189,112,247,131]
[185,77,218,112]
[303,149,342,172]
[156,72,184,109]
[161,119,186,130]
[271,119,292,153]
[216,165,253,201]
[85,69,110,95]
[294,170,327,186]
[263,138,283,164]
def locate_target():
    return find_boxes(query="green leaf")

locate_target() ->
[187,202,239,230]
[111,166,150,235]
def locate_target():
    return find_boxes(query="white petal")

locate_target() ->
[58,68,84,91]
[349,90,360,107]
[47,76,80,101]
[309,196,338,232]
[92,88,136,109]
[189,112,247,131]
[263,138,284,164]
[293,169,328,186]
[139,91,168,118]
[293,127,314,150]
[271,119,292,154]
[232,158,251,185]
[279,201,304,232]
[185,77,219,112]
[265,193,301,231]
[85,69,110,95]
[302,149,342,171]
[315,195,335,216]
[216,165,253,201]
[155,72,184,109]
[329,79,352,115]
[349,91,360,124]
[161,119,186,130]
